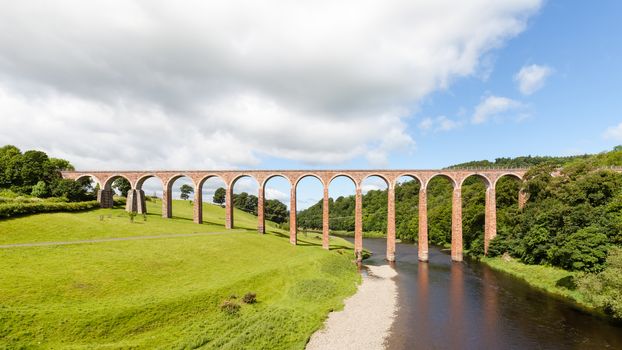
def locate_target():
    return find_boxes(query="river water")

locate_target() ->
[346,238,622,350]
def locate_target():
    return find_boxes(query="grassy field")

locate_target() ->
[0,199,271,245]
[0,200,360,349]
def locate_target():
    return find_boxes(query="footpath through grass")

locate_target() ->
[0,200,360,349]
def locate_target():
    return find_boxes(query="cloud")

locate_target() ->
[419,116,462,132]
[604,123,622,141]
[515,64,552,95]
[472,96,524,124]
[0,0,542,169]
[265,187,289,203]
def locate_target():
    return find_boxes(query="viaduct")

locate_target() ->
[62,168,537,262]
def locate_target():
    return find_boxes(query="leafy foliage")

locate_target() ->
[0,200,100,218]
[577,247,622,319]
[179,184,194,200]
[213,187,226,205]
[112,178,132,197]
[0,145,90,202]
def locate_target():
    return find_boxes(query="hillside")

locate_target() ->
[0,199,360,349]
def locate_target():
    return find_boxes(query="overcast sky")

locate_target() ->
[1,1,621,208]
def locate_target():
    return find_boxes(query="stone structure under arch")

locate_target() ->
[63,168,535,262]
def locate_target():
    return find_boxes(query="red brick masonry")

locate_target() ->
[63,169,529,262]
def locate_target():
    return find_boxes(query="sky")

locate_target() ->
[1,1,621,208]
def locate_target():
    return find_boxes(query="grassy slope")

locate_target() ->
[0,199,265,245]
[481,257,595,313]
[0,200,360,349]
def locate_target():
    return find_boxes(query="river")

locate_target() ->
[345,237,622,349]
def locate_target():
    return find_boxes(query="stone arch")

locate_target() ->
[103,174,133,191]
[293,173,324,189]
[198,174,227,190]
[226,174,260,230]
[135,173,163,190]
[460,173,493,189]
[426,173,458,190]
[393,173,423,188]
[493,172,523,188]
[329,173,358,188]
[459,173,493,256]
[230,173,259,189]
[75,174,102,188]
[132,174,164,215]
[263,173,293,190]
[362,173,390,189]
[165,173,196,193]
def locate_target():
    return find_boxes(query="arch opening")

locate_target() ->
[328,175,357,253]
[229,175,259,229]
[199,175,227,226]
[395,175,422,243]
[263,175,291,232]
[361,175,389,259]
[166,175,195,220]
[137,175,164,215]
[426,175,454,258]
[75,175,99,201]
[460,175,489,256]
[294,175,324,245]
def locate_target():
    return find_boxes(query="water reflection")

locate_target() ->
[348,237,622,350]
[449,262,465,349]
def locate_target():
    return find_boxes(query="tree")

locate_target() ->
[112,178,131,197]
[180,184,194,200]
[265,199,288,224]
[213,187,226,205]
[50,179,88,202]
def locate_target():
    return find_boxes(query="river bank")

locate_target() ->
[480,256,619,321]
[306,264,398,350]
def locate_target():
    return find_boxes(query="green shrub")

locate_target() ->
[242,292,257,304]
[220,300,241,315]
[576,247,622,319]
[0,201,100,218]
[31,181,48,198]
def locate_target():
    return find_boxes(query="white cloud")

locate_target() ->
[265,188,289,203]
[515,64,552,95]
[419,116,462,132]
[472,96,524,124]
[604,123,622,141]
[0,0,542,169]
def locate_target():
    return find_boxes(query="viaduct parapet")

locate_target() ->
[62,168,533,262]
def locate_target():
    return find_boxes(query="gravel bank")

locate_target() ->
[306,264,398,350]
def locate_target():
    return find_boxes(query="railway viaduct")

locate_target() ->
[62,169,528,262]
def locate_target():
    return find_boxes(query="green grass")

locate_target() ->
[481,256,594,312]
[0,200,360,349]
[327,230,387,238]
[0,199,274,245]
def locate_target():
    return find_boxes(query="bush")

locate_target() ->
[242,292,257,304]
[0,201,100,218]
[576,247,622,319]
[550,226,609,272]
[220,300,241,315]
[31,181,48,198]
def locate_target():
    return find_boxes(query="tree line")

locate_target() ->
[297,146,622,271]
[0,145,94,201]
